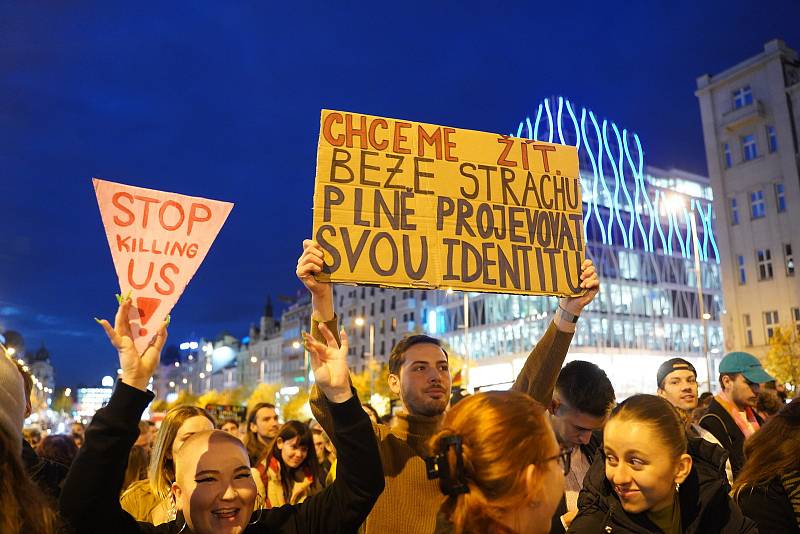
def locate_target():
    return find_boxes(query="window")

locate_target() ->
[764,311,779,341]
[421,292,427,301]
[723,143,733,168]
[743,314,753,347]
[741,134,758,161]
[737,255,747,284]
[410,312,415,321]
[391,296,396,310]
[785,244,795,276]
[775,183,786,213]
[733,85,753,109]
[391,317,397,332]
[380,300,385,313]
[767,125,777,152]
[402,313,408,322]
[730,197,739,225]
[756,249,773,280]
[793,307,800,335]
[750,190,765,219]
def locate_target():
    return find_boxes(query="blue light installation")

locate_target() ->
[513,96,720,264]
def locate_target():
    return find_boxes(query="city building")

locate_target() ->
[696,39,800,359]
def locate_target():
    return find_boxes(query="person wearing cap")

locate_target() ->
[699,351,774,478]
[656,358,733,484]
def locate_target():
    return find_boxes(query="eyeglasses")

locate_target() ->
[542,446,574,476]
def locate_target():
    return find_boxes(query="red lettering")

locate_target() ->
[187,203,211,237]
[112,192,135,226]
[159,200,185,231]
[443,128,458,162]
[133,195,159,229]
[393,122,412,154]
[127,259,154,290]
[368,118,389,150]
[530,144,556,172]
[344,114,368,149]
[418,125,442,160]
[496,136,516,167]
[155,263,178,295]
[322,112,344,146]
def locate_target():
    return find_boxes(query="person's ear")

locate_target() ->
[171,482,183,510]
[549,398,561,416]
[656,388,666,398]
[249,422,258,434]
[674,453,692,485]
[388,373,401,396]
[524,463,544,505]
[276,437,284,450]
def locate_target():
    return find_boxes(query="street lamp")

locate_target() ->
[6,347,15,356]
[354,317,376,397]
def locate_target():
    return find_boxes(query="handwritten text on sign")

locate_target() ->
[312,110,584,296]
[94,178,233,352]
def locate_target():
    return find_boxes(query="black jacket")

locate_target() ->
[568,438,756,533]
[22,437,69,502]
[699,398,763,479]
[59,381,384,534]
[735,475,800,533]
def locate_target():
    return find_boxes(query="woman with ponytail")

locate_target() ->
[429,390,569,534]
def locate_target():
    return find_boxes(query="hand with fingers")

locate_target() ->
[297,239,335,321]
[302,324,352,404]
[95,296,169,392]
[559,258,600,316]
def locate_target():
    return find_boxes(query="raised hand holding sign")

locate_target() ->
[95,296,169,391]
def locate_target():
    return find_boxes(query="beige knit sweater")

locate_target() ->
[310,316,574,534]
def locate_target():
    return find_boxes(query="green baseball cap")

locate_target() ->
[719,352,775,384]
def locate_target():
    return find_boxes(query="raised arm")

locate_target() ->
[511,259,599,405]
[60,296,169,534]
[278,324,384,532]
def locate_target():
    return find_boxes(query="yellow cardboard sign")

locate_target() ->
[312,110,584,296]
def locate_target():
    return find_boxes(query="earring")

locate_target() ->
[675,482,680,492]
[249,494,265,525]
[168,497,177,523]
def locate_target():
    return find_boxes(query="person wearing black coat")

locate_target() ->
[736,474,800,533]
[568,395,755,534]
[21,438,68,501]
[59,297,384,534]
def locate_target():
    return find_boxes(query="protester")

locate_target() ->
[120,404,215,524]
[245,402,281,465]
[256,420,323,506]
[732,398,800,533]
[755,388,783,422]
[549,360,615,531]
[219,418,243,440]
[37,434,79,468]
[569,394,755,533]
[24,426,42,448]
[310,420,335,484]
[699,351,774,478]
[656,357,733,484]
[297,239,599,534]
[71,421,85,448]
[429,390,568,534]
[13,358,69,500]
[59,295,384,533]
[1,349,60,534]
[122,444,150,495]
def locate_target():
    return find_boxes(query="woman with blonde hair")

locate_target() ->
[120,404,215,524]
[429,390,569,534]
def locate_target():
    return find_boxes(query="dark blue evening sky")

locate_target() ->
[2,1,798,387]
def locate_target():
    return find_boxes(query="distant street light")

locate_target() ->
[250,356,258,363]
[101,376,114,387]
[354,317,365,327]
[7,347,15,356]
[292,341,301,350]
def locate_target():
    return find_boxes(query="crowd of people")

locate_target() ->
[0,238,797,533]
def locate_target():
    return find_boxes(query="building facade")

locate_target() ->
[696,39,800,359]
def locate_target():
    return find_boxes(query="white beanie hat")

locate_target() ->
[0,351,26,456]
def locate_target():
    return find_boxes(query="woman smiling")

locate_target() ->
[568,395,754,533]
